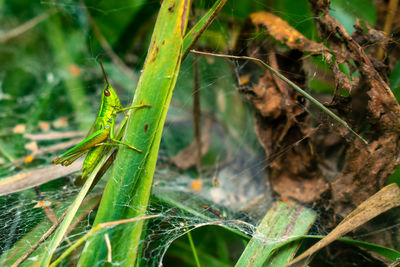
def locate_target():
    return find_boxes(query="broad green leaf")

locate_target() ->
[235,201,316,267]
[330,0,376,34]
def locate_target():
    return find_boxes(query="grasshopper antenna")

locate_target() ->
[99,60,109,85]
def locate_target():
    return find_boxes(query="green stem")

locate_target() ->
[50,215,160,266]
[186,228,201,267]
[46,15,93,130]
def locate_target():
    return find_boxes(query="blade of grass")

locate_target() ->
[77,0,191,265]
[168,239,232,267]
[2,192,101,267]
[46,15,93,130]
[191,50,368,144]
[182,0,227,59]
[334,237,400,262]
[26,77,59,131]
[186,227,201,267]
[0,139,15,162]
[235,200,316,267]
[38,154,109,266]
[270,235,400,263]
[152,192,251,240]
[50,215,160,267]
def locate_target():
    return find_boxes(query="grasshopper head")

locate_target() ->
[99,61,122,110]
[102,84,121,109]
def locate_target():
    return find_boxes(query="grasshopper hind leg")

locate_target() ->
[52,151,86,166]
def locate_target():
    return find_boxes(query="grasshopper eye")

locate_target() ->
[104,89,111,97]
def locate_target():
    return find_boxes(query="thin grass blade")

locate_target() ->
[235,201,316,267]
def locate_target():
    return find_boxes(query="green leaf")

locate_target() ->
[390,61,400,103]
[38,156,108,266]
[330,0,376,35]
[273,0,317,39]
[274,235,400,263]
[235,201,316,267]
[182,0,227,58]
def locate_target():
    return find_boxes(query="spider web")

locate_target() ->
[0,0,398,266]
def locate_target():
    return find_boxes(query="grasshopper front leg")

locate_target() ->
[107,104,150,152]
[101,103,151,151]
[118,103,151,116]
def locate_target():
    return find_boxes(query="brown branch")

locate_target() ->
[0,8,58,43]
[192,54,202,176]
[11,211,67,267]
[377,0,399,59]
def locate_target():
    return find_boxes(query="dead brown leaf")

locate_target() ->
[0,158,82,196]
[249,12,328,54]
[172,119,213,170]
[289,183,400,265]
[13,124,26,134]
[235,1,400,224]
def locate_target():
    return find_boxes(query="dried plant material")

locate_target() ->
[249,12,327,54]
[238,74,251,86]
[24,141,38,152]
[289,183,400,265]
[0,158,83,196]
[235,21,329,203]
[36,200,58,225]
[191,179,202,191]
[331,136,400,216]
[200,205,224,218]
[13,124,26,134]
[38,121,51,132]
[235,1,400,222]
[172,119,212,170]
[6,138,82,168]
[212,175,220,187]
[67,64,81,77]
[24,154,34,164]
[33,200,52,208]
[308,0,400,218]
[24,131,84,141]
[104,234,112,263]
[0,8,58,43]
[389,259,400,267]
[52,117,68,128]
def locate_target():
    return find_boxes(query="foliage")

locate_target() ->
[1,0,400,266]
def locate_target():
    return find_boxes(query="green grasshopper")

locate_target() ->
[53,62,149,181]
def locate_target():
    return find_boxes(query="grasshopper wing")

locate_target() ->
[52,129,109,166]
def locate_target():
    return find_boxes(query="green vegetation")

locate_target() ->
[1,0,400,266]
